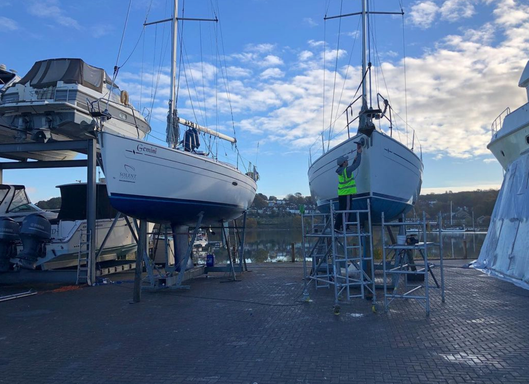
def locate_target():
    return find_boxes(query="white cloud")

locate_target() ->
[226,66,252,78]
[116,0,529,163]
[0,16,18,31]
[409,1,439,29]
[439,0,477,22]
[261,55,284,67]
[245,43,275,53]
[303,17,318,27]
[260,68,284,79]
[27,0,81,30]
[298,51,313,61]
[90,24,114,38]
[308,39,325,48]
[493,0,529,27]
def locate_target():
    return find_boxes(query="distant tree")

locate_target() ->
[36,197,61,210]
[252,194,268,209]
[269,195,277,201]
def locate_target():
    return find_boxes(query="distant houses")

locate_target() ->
[250,197,316,217]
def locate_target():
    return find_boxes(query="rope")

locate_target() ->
[327,0,344,150]
[104,0,133,110]
[401,6,409,147]
[322,13,327,153]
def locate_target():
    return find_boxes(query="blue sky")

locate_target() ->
[1,0,529,202]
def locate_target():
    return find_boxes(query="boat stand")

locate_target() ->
[204,211,249,279]
[301,201,376,315]
[139,213,204,292]
[381,212,445,316]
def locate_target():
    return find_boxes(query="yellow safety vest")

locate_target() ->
[338,168,357,196]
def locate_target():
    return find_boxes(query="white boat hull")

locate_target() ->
[0,58,151,162]
[308,130,423,223]
[35,218,136,270]
[488,103,529,170]
[99,132,257,226]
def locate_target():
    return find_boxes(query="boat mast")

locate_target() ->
[168,0,179,149]
[358,0,375,135]
[361,0,368,113]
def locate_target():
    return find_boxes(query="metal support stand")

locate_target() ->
[86,138,97,285]
[141,213,204,291]
[204,211,250,276]
[301,201,375,314]
[133,220,148,302]
[381,212,444,316]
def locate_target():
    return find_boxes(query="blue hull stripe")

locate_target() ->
[109,193,242,225]
[318,194,412,223]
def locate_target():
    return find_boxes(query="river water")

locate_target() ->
[203,228,487,264]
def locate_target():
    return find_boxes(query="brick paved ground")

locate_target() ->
[1,260,528,384]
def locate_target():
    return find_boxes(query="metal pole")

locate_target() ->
[168,0,179,148]
[238,212,248,271]
[423,211,430,316]
[86,138,97,286]
[301,213,310,301]
[439,212,445,303]
[133,220,147,303]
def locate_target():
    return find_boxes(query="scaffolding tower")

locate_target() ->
[381,212,445,316]
[302,202,375,314]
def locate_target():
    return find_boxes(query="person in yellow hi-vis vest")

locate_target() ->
[334,142,362,232]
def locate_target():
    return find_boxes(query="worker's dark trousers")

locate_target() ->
[334,194,351,231]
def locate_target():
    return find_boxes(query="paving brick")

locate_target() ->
[1,261,529,383]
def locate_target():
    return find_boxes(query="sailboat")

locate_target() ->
[99,1,257,228]
[307,0,423,223]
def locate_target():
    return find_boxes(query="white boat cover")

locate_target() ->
[473,150,529,290]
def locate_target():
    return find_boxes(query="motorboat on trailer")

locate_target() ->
[307,0,423,223]
[0,58,151,162]
[0,183,137,272]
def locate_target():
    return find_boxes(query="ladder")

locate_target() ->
[76,230,91,285]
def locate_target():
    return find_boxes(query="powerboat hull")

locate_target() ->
[0,58,150,162]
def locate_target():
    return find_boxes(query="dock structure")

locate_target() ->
[301,202,376,314]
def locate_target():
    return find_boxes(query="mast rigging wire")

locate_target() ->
[327,0,344,151]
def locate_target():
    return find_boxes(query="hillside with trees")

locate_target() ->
[249,189,500,229]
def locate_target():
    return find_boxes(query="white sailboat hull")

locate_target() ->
[100,132,257,226]
[308,130,423,223]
